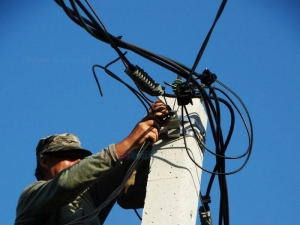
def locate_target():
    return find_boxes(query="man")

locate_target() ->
[15,101,169,225]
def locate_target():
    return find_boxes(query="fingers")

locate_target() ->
[148,100,169,120]
[118,117,160,155]
[136,117,160,144]
[116,102,170,159]
[142,126,159,145]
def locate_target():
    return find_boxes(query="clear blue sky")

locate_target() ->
[1,1,299,224]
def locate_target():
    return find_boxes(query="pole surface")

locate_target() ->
[142,97,207,225]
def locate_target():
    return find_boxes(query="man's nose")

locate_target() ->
[73,158,81,164]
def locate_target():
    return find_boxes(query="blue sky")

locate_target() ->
[1,1,300,224]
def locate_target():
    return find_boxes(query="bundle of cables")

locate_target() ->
[54,1,253,225]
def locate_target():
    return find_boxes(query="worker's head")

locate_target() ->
[35,133,92,181]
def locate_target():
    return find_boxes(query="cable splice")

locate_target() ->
[199,206,212,225]
[199,69,217,87]
[125,65,164,96]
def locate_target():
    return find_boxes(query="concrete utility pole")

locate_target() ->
[142,97,208,225]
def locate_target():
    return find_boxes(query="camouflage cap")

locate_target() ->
[36,133,92,157]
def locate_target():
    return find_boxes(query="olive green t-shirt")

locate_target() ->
[15,144,121,225]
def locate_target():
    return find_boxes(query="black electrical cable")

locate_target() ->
[179,79,253,225]
[187,96,241,160]
[183,113,238,174]
[55,0,184,76]
[201,83,253,225]
[93,64,152,113]
[205,109,251,197]
[208,88,223,157]
[55,0,132,69]
[162,74,253,167]
[66,141,151,225]
[83,0,128,68]
[218,174,229,225]
[215,80,253,152]
[185,0,227,89]
[209,89,231,213]
[192,79,252,160]
[134,209,142,221]
[54,1,254,225]
[182,105,241,176]
[55,0,228,81]
[214,88,252,158]
[84,0,108,32]
[92,59,252,224]
[55,0,98,33]
[199,193,212,225]
[93,52,130,97]
[69,0,133,68]
[91,51,157,113]
[180,95,229,225]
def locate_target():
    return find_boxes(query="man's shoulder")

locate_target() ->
[19,180,47,199]
[23,180,46,192]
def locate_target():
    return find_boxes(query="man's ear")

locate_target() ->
[39,156,51,169]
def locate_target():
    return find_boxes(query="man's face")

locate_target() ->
[44,150,85,178]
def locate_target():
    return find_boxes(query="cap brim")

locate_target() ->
[42,146,92,157]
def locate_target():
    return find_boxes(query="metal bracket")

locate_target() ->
[179,114,206,136]
[167,112,180,138]
[166,112,206,139]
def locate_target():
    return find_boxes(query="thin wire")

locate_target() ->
[93,52,129,97]
[84,0,108,32]
[92,53,153,113]
[134,209,142,221]
[70,0,131,67]
[185,0,227,88]
[66,141,150,224]
[83,0,128,67]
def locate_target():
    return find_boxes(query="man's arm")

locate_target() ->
[15,100,169,224]
[115,100,169,159]
[15,145,120,224]
[87,100,170,210]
